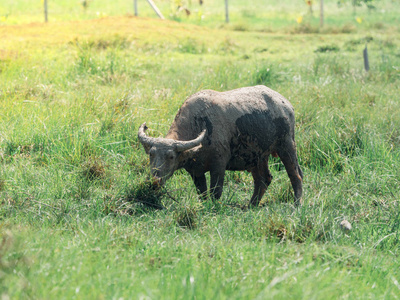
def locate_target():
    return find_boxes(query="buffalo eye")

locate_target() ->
[149,150,155,158]
[166,151,175,160]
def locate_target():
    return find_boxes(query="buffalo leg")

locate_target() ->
[210,167,226,200]
[249,158,273,206]
[278,139,303,205]
[191,173,208,199]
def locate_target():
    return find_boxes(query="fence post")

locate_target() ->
[44,0,48,23]
[146,0,165,19]
[134,0,138,16]
[225,0,229,23]
[320,0,324,27]
[363,45,370,71]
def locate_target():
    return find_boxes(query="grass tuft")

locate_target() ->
[315,44,340,53]
[261,214,288,242]
[124,179,165,210]
[80,157,106,181]
[0,179,5,192]
[253,64,282,86]
[173,203,199,230]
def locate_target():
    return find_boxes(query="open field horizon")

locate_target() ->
[1,1,400,298]
[2,0,400,32]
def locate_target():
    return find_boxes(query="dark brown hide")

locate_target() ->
[139,85,303,206]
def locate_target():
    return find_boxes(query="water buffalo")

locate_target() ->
[138,85,303,206]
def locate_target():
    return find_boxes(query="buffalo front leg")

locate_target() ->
[249,158,273,207]
[278,139,303,206]
[191,173,208,200]
[210,166,226,200]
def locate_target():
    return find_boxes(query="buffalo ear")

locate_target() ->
[178,144,202,161]
[141,143,151,154]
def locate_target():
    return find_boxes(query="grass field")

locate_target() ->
[1,0,400,298]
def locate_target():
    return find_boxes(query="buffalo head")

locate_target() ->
[138,123,206,186]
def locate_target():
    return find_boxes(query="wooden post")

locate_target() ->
[146,0,165,19]
[134,0,138,16]
[44,0,48,23]
[225,0,229,23]
[319,0,324,27]
[363,45,370,71]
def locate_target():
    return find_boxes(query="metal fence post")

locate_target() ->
[320,0,324,27]
[134,0,138,16]
[44,0,48,23]
[363,45,370,71]
[225,0,229,23]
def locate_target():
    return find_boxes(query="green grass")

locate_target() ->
[1,1,400,298]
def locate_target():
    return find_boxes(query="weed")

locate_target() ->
[173,203,199,229]
[274,181,295,204]
[217,37,238,54]
[232,22,249,32]
[260,214,288,242]
[292,221,315,243]
[344,36,373,50]
[315,44,340,53]
[80,157,106,181]
[2,140,44,159]
[71,35,130,51]
[290,23,319,34]
[253,65,281,86]
[99,116,116,136]
[339,23,356,33]
[72,46,130,84]
[124,179,165,210]
[177,38,206,54]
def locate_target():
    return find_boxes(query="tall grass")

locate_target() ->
[0,5,400,298]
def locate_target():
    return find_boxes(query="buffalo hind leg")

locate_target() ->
[278,139,303,206]
[249,158,273,207]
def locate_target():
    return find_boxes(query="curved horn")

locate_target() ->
[175,129,206,152]
[138,122,158,147]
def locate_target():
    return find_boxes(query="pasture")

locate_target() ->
[1,0,400,298]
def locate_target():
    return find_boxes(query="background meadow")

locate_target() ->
[1,0,400,298]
